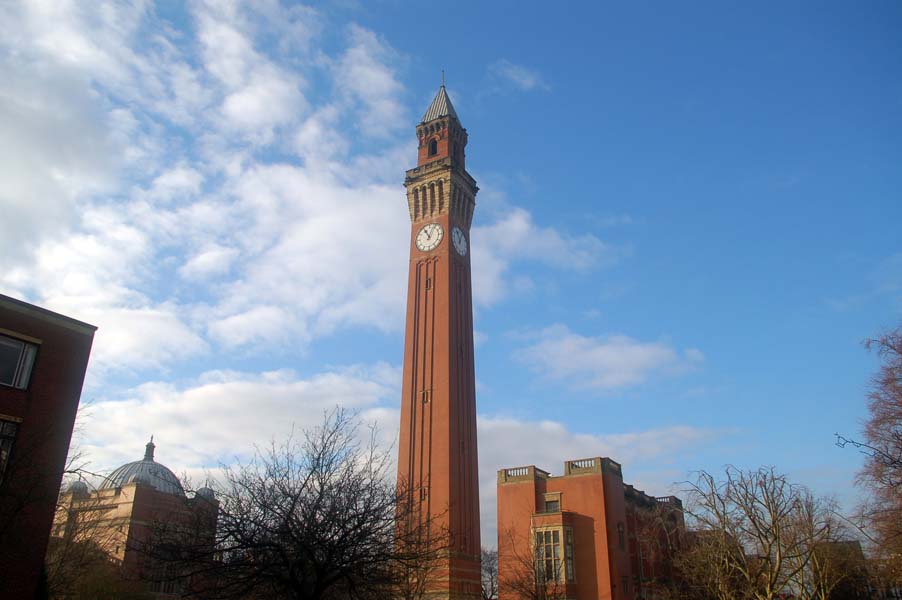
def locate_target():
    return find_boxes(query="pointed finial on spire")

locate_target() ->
[144,436,156,461]
[441,69,445,87]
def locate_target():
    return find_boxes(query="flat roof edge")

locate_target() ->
[0,294,98,335]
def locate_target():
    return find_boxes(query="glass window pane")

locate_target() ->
[552,530,559,543]
[0,337,23,386]
[15,344,36,388]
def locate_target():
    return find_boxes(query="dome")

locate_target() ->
[101,438,185,497]
[195,487,216,501]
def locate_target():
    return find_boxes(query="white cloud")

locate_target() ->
[81,305,208,373]
[332,24,407,137]
[291,105,349,166]
[221,66,305,133]
[488,59,550,92]
[0,2,614,381]
[515,324,704,389]
[0,50,119,261]
[0,4,407,372]
[208,305,301,348]
[179,244,239,279]
[150,165,205,201]
[195,2,307,143]
[78,363,402,474]
[471,207,618,306]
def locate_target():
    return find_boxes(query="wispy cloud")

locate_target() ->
[0,2,603,379]
[514,324,704,390]
[76,363,402,473]
[488,58,550,92]
[472,207,621,306]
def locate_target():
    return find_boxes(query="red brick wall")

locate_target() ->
[497,463,640,600]
[0,297,95,599]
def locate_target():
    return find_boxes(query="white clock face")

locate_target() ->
[451,227,467,256]
[415,223,443,252]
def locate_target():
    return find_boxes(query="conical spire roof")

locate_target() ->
[421,85,458,123]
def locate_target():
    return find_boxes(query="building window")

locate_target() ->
[0,334,37,390]
[428,138,438,156]
[534,527,575,583]
[543,492,561,513]
[565,528,575,582]
[0,420,19,485]
[618,522,625,549]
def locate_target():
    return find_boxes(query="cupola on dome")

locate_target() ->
[101,438,185,497]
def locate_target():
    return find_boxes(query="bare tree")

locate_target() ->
[44,481,140,599]
[392,525,450,600]
[837,324,902,580]
[679,466,847,600]
[498,527,567,600]
[43,428,154,599]
[482,547,498,600]
[784,496,868,600]
[140,409,446,600]
[45,533,150,600]
[629,498,689,599]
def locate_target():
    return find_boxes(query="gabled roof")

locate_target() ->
[421,85,459,123]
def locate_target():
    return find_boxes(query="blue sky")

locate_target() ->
[1,1,900,545]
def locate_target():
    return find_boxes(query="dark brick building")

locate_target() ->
[0,294,95,599]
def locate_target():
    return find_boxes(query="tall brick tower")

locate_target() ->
[397,85,481,599]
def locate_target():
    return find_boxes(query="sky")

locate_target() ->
[1,1,900,547]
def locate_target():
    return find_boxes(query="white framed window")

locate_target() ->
[533,526,575,583]
[0,334,37,390]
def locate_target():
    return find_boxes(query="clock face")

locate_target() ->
[415,223,444,252]
[451,227,467,256]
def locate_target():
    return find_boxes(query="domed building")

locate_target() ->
[52,439,218,598]
[102,438,186,497]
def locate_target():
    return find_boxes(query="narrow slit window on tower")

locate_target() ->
[428,138,438,156]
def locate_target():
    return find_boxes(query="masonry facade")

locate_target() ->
[52,440,219,598]
[0,294,96,599]
[396,85,482,599]
[497,457,684,600]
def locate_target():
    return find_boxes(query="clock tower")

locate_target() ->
[397,85,481,599]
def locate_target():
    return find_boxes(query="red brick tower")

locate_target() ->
[397,85,481,599]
